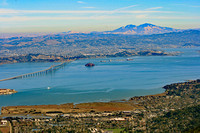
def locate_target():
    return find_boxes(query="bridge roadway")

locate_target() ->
[0,61,69,82]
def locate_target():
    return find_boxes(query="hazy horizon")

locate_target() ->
[1,23,200,34]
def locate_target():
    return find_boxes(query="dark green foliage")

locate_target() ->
[186,125,200,133]
[149,105,200,132]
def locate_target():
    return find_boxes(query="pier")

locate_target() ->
[0,61,69,82]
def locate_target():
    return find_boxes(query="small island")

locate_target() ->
[85,63,95,67]
[0,89,17,95]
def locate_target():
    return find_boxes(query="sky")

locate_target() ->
[0,0,200,33]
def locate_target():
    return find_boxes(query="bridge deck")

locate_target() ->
[0,61,69,82]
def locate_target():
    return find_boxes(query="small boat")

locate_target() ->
[47,87,51,90]
[127,58,133,61]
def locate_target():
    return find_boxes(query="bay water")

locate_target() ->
[0,48,200,108]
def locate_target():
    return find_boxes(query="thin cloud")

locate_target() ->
[77,1,85,4]
[0,16,124,21]
[146,7,163,10]
[153,16,200,20]
[106,5,138,15]
[0,9,175,14]
[1,15,199,22]
[0,9,18,14]
[136,15,200,20]
[114,5,138,11]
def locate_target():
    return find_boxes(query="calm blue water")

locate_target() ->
[0,48,200,108]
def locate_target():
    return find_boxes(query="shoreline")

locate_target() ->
[0,79,199,132]
[0,50,179,66]
[0,87,165,114]
[1,79,199,116]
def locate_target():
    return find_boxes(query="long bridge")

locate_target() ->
[0,61,69,82]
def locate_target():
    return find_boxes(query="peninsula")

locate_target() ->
[0,89,17,95]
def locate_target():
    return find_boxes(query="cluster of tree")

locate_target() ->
[148,104,200,132]
[164,79,200,96]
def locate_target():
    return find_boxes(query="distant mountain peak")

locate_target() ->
[125,24,136,28]
[105,23,179,35]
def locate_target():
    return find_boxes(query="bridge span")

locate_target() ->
[0,61,70,82]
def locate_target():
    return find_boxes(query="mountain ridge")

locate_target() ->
[104,23,180,35]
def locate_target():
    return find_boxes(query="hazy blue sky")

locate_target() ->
[0,0,200,32]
